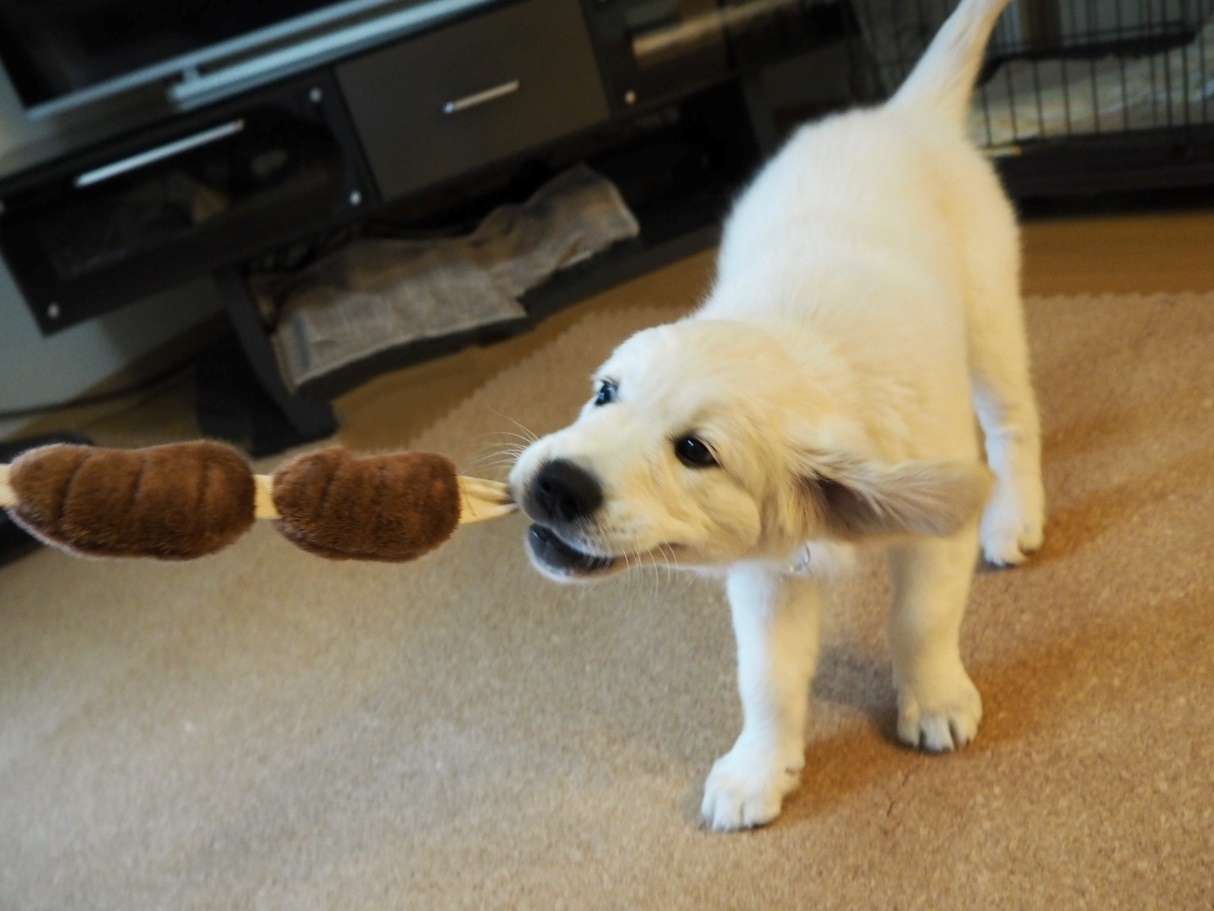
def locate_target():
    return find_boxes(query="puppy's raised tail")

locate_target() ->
[890,0,1014,127]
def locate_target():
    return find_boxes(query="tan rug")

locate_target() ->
[2,261,1212,910]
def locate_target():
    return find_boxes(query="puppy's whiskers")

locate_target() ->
[487,408,540,445]
[487,431,537,449]
[657,543,684,591]
[471,434,532,476]
[472,409,541,478]
[643,547,662,601]
[476,449,527,471]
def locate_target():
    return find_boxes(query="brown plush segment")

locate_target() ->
[8,442,256,559]
[271,448,460,561]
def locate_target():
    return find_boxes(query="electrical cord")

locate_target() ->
[0,357,195,421]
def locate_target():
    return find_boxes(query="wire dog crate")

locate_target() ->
[850,0,1214,195]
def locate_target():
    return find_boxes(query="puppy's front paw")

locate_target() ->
[701,740,804,832]
[980,487,1044,567]
[897,671,982,753]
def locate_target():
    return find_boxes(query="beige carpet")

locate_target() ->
[2,253,1213,910]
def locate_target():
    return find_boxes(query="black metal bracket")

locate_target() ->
[203,267,338,457]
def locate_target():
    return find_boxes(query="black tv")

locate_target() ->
[0,0,494,118]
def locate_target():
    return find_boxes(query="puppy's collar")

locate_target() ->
[783,545,813,577]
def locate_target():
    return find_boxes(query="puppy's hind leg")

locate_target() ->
[955,178,1045,567]
[888,529,983,752]
[966,269,1046,567]
[702,564,821,832]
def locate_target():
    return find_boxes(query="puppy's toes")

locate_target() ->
[980,499,1044,568]
[897,676,983,753]
[701,742,803,832]
[981,531,1040,568]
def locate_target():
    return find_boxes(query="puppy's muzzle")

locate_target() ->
[521,459,618,578]
[526,458,603,525]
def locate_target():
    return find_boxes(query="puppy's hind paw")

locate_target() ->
[980,498,1044,568]
[700,741,804,832]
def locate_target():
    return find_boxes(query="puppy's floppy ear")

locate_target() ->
[800,451,992,540]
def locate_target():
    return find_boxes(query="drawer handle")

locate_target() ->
[74,120,246,189]
[442,79,521,115]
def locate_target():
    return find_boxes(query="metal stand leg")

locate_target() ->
[741,73,782,159]
[205,267,338,457]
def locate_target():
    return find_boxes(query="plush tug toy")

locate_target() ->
[0,442,515,562]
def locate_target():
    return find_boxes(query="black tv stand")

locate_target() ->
[0,0,863,453]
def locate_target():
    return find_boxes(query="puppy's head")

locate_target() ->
[509,320,989,581]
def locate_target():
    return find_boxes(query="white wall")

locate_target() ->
[0,271,219,439]
[0,67,220,440]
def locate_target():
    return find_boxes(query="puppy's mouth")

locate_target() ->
[526,524,618,578]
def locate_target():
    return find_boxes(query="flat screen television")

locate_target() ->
[0,0,494,118]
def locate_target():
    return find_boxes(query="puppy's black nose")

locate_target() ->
[530,459,603,524]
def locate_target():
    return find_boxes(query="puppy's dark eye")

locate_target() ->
[674,436,717,469]
[594,380,618,407]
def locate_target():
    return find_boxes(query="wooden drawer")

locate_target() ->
[336,0,609,200]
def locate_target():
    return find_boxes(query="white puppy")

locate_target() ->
[509,0,1044,831]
